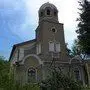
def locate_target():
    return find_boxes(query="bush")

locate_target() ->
[40,69,82,90]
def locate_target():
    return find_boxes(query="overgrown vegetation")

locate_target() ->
[41,68,82,90]
[0,56,40,90]
[0,56,86,90]
[0,56,10,89]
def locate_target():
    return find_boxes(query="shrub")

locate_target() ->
[40,69,82,90]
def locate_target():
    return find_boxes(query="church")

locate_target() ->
[9,2,90,86]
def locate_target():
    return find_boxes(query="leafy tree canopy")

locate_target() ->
[76,0,90,54]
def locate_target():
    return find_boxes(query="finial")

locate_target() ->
[47,0,50,3]
[47,1,49,3]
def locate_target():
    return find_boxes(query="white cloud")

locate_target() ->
[1,0,79,46]
[0,0,81,58]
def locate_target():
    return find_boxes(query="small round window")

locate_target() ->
[51,28,57,33]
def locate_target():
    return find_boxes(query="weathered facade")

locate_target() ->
[9,2,90,86]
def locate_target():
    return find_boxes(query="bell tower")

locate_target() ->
[38,2,58,23]
[36,2,69,62]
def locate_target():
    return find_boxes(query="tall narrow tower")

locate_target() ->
[36,2,69,62]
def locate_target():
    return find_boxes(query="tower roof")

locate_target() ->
[39,2,58,12]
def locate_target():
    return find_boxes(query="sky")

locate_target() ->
[0,0,81,59]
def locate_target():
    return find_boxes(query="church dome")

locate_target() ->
[38,2,58,23]
[39,2,58,12]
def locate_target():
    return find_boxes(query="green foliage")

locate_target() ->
[22,83,40,90]
[0,56,85,90]
[0,76,40,90]
[0,56,40,90]
[76,0,90,54]
[41,69,82,90]
[0,56,10,89]
[6,82,40,90]
[71,39,80,57]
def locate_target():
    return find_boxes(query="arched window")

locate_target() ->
[28,68,36,83]
[54,11,57,16]
[51,28,57,33]
[40,12,43,17]
[74,69,80,80]
[47,9,50,15]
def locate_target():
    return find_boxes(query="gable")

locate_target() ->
[9,39,36,61]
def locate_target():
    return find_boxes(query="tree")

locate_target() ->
[71,39,80,57]
[76,0,90,54]
[0,56,10,89]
